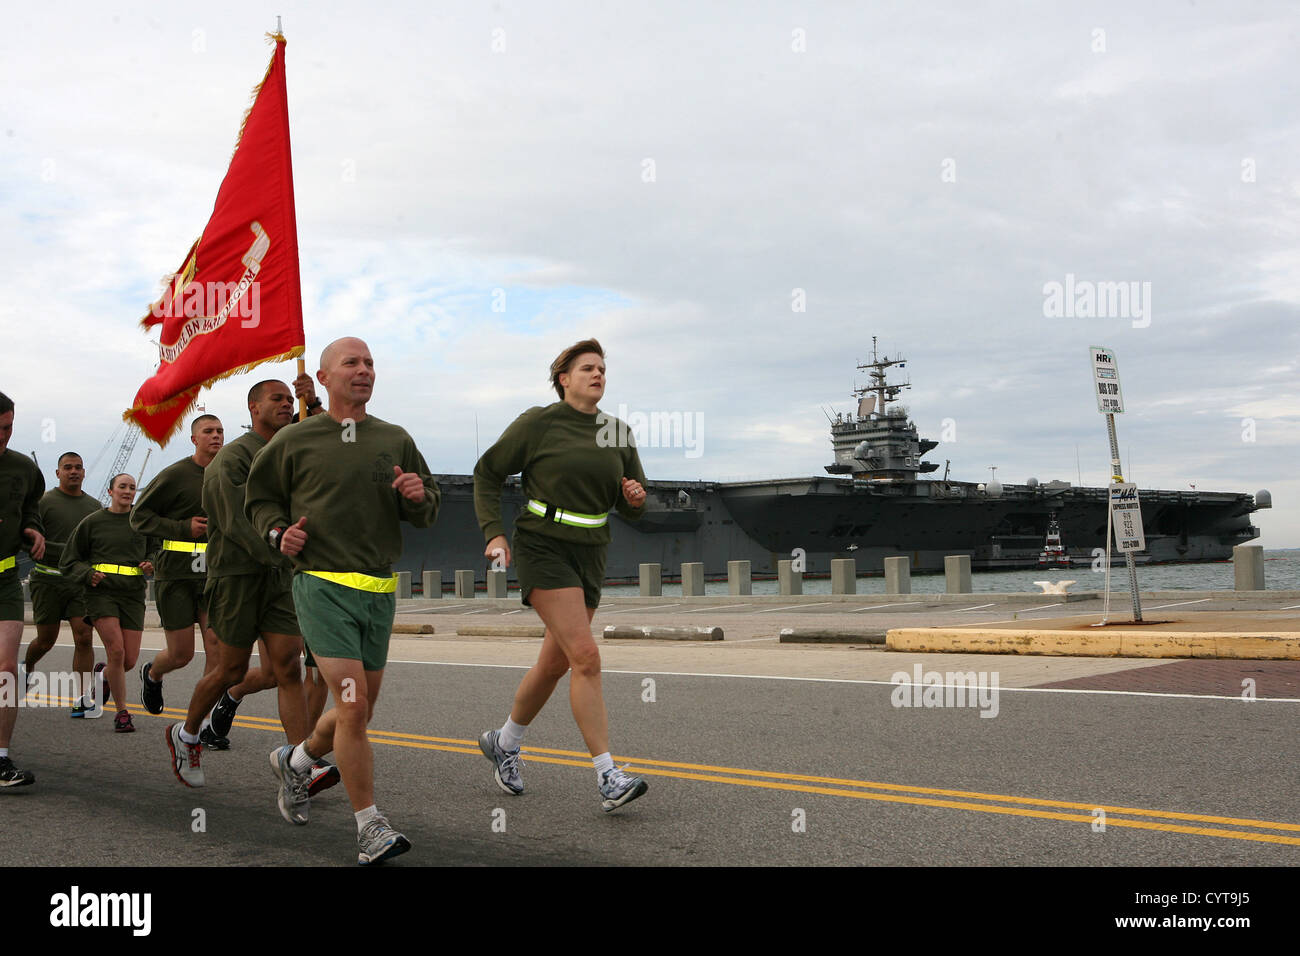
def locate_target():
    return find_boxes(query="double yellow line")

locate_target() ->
[136,702,1300,848]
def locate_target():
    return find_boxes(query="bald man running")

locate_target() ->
[246,338,439,864]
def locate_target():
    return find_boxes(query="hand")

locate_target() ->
[23,528,45,561]
[621,477,646,507]
[485,535,511,569]
[392,466,426,503]
[281,517,308,556]
[139,561,154,576]
[189,516,208,539]
[90,571,105,587]
[294,373,320,411]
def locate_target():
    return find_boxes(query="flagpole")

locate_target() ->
[297,357,307,420]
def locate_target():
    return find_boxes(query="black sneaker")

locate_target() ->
[95,662,110,708]
[209,690,239,738]
[0,756,35,788]
[139,662,163,715]
[199,725,231,751]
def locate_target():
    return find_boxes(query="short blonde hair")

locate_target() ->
[549,339,605,399]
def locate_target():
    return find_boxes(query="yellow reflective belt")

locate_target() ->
[33,563,62,576]
[0,555,15,573]
[162,540,208,553]
[93,563,143,576]
[303,570,398,593]
[526,498,608,528]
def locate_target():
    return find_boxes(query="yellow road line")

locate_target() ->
[33,694,1300,846]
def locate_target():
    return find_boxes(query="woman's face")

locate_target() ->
[561,352,605,405]
[111,476,137,508]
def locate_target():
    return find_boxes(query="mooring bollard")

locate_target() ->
[455,570,475,599]
[396,571,412,599]
[778,560,802,595]
[831,558,856,595]
[728,560,751,596]
[422,570,441,598]
[944,554,972,594]
[639,563,662,597]
[681,562,704,597]
[487,568,507,598]
[884,556,911,594]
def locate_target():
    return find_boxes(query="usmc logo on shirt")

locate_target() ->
[371,453,395,483]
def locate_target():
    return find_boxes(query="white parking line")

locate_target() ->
[1148,598,1213,609]
[604,604,682,614]
[754,602,834,614]
[1019,602,1064,612]
[404,603,468,613]
[682,603,750,613]
[1283,604,1300,610]
[955,603,996,612]
[851,602,910,612]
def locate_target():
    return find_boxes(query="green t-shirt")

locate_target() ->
[36,488,102,569]
[0,449,44,574]
[473,401,647,546]
[245,413,439,577]
[130,457,207,580]
[61,509,148,598]
[203,430,286,577]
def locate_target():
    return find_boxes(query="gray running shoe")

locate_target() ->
[357,815,411,865]
[598,765,648,812]
[478,729,524,795]
[269,745,310,825]
[166,722,205,788]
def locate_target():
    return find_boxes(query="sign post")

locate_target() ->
[1090,347,1143,622]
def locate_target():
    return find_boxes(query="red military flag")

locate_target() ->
[125,33,304,444]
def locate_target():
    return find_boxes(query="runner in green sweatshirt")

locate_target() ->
[0,391,45,787]
[61,474,153,733]
[24,453,101,716]
[473,339,651,812]
[132,415,223,738]
[245,337,439,864]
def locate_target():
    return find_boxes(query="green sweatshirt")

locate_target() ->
[203,430,286,577]
[130,457,207,580]
[0,449,44,573]
[474,402,647,546]
[244,413,440,577]
[36,489,101,569]
[60,509,148,598]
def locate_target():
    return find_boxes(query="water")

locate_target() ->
[602,550,1300,596]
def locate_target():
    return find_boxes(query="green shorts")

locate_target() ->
[291,573,396,671]
[30,572,86,626]
[206,569,299,649]
[513,527,607,609]
[85,585,146,632]
[0,572,22,622]
[156,577,207,630]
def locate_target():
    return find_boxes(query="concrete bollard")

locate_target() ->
[778,560,802,595]
[639,563,662,597]
[147,580,156,603]
[1233,544,1265,591]
[884,556,911,594]
[604,625,723,641]
[487,569,507,598]
[728,560,751,596]
[681,562,704,597]
[831,558,856,595]
[396,571,412,599]
[455,570,475,598]
[422,570,441,598]
[945,554,972,594]
[21,580,30,603]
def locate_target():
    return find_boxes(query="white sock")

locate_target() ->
[290,742,316,774]
[593,751,614,777]
[180,727,201,745]
[226,689,242,704]
[499,717,526,752]
[355,805,380,832]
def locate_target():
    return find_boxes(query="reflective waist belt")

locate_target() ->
[93,563,143,576]
[303,570,398,593]
[33,563,62,576]
[0,555,14,573]
[526,499,608,528]
[162,540,207,553]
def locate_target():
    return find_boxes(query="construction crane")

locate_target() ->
[99,424,142,504]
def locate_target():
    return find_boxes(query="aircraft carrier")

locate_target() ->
[398,342,1269,587]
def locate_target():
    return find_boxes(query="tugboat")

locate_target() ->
[1037,513,1072,569]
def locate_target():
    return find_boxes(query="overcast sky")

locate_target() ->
[2,1,1296,547]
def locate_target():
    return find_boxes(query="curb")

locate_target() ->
[886,628,1300,660]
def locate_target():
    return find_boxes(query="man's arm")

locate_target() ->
[58,514,94,587]
[244,439,293,541]
[396,438,441,529]
[130,469,191,539]
[205,447,277,565]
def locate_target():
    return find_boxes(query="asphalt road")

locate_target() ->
[5,637,1299,868]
